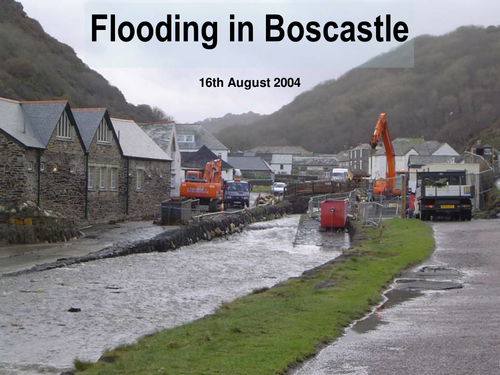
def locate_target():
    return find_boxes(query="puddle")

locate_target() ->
[342,289,422,344]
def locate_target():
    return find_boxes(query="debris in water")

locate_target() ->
[67,307,81,313]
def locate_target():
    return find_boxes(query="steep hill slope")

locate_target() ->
[218,26,500,153]
[0,0,167,122]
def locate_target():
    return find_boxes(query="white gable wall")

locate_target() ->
[432,143,460,156]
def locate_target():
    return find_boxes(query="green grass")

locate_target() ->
[76,219,433,375]
[252,186,271,193]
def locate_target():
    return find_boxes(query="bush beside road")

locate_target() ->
[74,219,434,375]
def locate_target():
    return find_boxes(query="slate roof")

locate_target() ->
[271,154,293,164]
[175,124,228,151]
[140,123,175,152]
[293,155,339,167]
[249,145,313,155]
[72,108,109,151]
[373,138,444,156]
[0,97,69,149]
[227,156,272,171]
[408,155,460,167]
[181,146,233,170]
[111,118,171,161]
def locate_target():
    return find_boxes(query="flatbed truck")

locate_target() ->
[415,171,474,221]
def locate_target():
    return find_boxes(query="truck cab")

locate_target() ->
[415,171,474,221]
[224,180,251,207]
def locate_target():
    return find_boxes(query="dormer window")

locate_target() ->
[177,135,194,143]
[97,118,110,143]
[56,112,72,140]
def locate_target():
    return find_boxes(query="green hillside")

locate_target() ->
[218,26,500,153]
[0,0,169,122]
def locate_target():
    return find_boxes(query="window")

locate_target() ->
[27,161,34,171]
[99,167,107,189]
[52,164,58,172]
[70,164,76,174]
[136,169,143,190]
[56,112,72,139]
[217,153,222,159]
[97,118,109,143]
[110,168,118,190]
[177,134,194,143]
[280,164,284,170]
[172,139,176,152]
[88,166,95,190]
[40,162,45,172]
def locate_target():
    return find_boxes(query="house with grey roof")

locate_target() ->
[0,97,87,221]
[175,123,231,180]
[111,118,172,219]
[73,108,124,223]
[292,155,339,179]
[181,146,234,181]
[176,123,229,159]
[368,138,459,180]
[347,143,371,175]
[271,154,293,175]
[227,156,274,183]
[140,123,182,196]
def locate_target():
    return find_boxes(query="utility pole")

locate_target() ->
[401,172,408,218]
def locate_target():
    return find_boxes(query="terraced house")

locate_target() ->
[0,96,173,225]
[0,97,87,221]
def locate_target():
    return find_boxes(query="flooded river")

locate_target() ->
[0,215,346,375]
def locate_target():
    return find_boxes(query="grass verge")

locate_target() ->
[252,186,271,193]
[75,218,433,375]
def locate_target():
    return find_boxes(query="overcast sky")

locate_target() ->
[20,0,500,123]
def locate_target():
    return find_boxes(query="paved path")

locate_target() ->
[0,221,178,275]
[296,219,500,375]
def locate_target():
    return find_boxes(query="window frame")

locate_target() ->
[88,166,95,190]
[97,118,110,144]
[110,168,118,190]
[136,169,143,190]
[27,161,34,171]
[99,167,107,190]
[56,112,72,140]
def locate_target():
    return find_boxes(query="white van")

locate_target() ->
[331,168,349,183]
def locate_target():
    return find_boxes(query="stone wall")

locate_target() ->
[39,123,87,222]
[0,200,81,245]
[126,158,172,219]
[7,202,293,275]
[87,131,124,224]
[0,132,30,203]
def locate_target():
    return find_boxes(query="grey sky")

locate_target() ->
[20,0,500,122]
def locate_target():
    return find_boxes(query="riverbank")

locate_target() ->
[73,219,434,375]
[3,202,293,276]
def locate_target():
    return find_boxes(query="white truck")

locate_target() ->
[415,171,474,221]
[331,168,349,183]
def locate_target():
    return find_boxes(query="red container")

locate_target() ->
[321,199,348,229]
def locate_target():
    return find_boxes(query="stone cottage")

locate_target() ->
[73,108,124,223]
[0,97,87,221]
[111,118,172,219]
[140,122,182,196]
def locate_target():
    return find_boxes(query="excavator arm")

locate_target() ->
[370,113,396,192]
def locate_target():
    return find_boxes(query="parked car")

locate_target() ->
[271,182,287,195]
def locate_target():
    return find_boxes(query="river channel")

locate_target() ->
[0,215,348,375]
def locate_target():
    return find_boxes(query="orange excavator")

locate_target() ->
[369,113,406,196]
[180,159,224,212]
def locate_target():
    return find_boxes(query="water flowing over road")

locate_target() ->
[0,215,346,375]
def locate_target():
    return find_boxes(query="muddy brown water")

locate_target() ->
[0,215,349,375]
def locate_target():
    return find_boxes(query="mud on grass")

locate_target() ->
[75,219,434,375]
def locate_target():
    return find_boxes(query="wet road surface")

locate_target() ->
[295,219,500,375]
[0,215,346,375]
